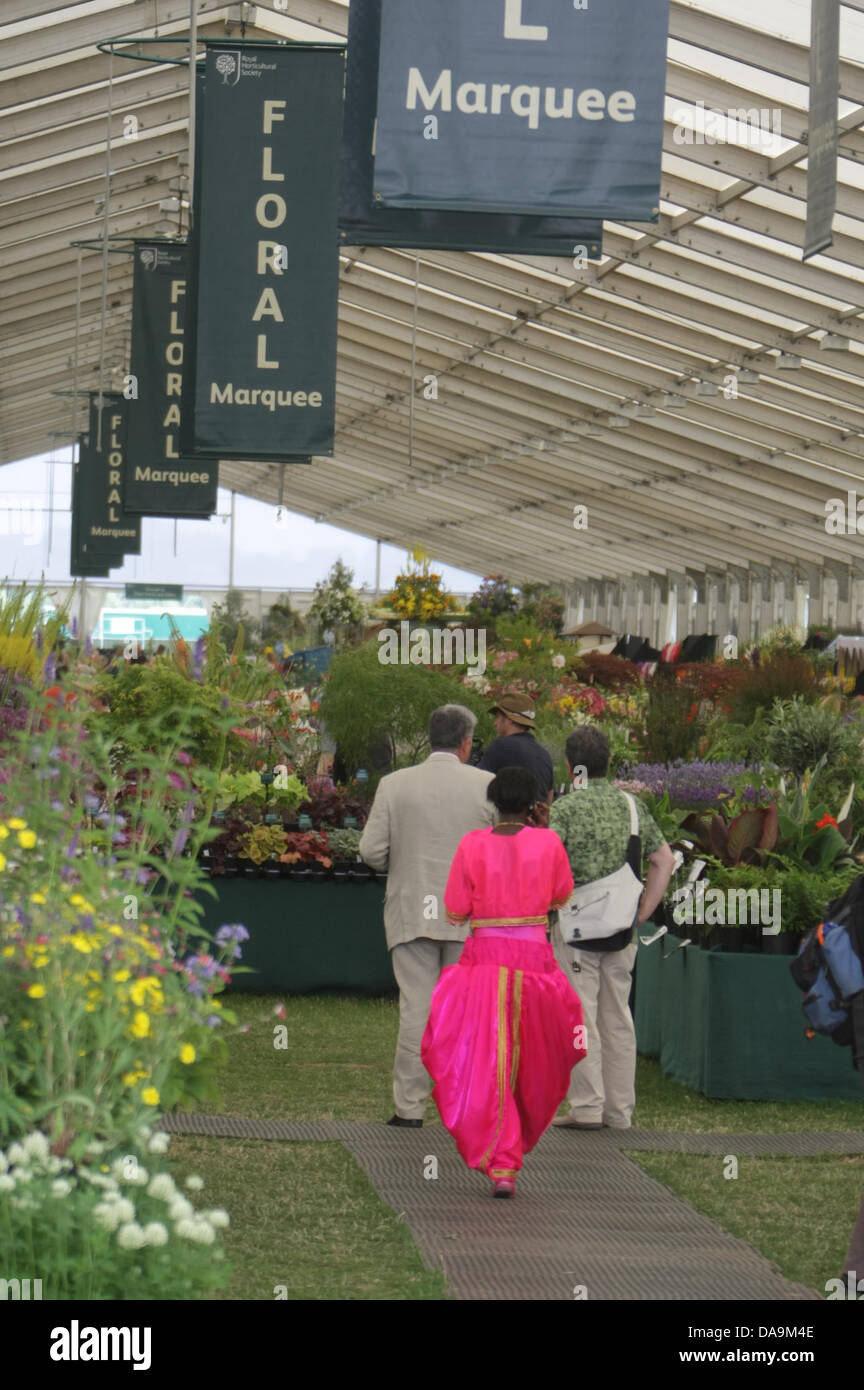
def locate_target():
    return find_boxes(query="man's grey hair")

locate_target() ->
[565,726,610,778]
[429,704,477,751]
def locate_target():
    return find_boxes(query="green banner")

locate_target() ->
[70,438,119,578]
[75,396,142,563]
[126,241,219,515]
[185,43,343,460]
[125,583,184,602]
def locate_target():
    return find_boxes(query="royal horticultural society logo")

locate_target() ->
[139,247,170,271]
[215,52,240,86]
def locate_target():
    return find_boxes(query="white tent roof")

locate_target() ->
[3,0,864,588]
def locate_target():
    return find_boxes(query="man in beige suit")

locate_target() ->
[359,704,495,1126]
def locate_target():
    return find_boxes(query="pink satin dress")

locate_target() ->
[421,826,586,1180]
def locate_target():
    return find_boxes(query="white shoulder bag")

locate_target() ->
[559,792,643,944]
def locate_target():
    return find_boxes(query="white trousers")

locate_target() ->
[390,937,464,1120]
[552,923,638,1127]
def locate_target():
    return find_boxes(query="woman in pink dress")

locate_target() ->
[421,767,586,1198]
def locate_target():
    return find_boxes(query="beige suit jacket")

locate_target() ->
[358,752,496,949]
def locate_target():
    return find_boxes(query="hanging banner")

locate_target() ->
[125,241,219,516]
[75,395,142,561]
[186,43,344,459]
[70,439,118,578]
[373,0,669,220]
[804,0,840,260]
[340,0,602,256]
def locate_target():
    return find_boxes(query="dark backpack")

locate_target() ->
[790,875,864,1076]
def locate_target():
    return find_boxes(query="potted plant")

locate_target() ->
[204,812,251,877]
[237,823,288,879]
[328,827,362,882]
[280,830,333,881]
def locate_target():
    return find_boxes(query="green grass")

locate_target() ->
[201,993,864,1131]
[629,1152,864,1295]
[631,1057,864,1133]
[167,1134,450,1301]
[170,992,864,1299]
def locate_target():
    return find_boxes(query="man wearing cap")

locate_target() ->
[478,691,554,797]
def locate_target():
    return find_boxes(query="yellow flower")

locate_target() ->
[19,1019,31,1030]
[30,892,46,905]
[210,998,222,1011]
[113,968,131,983]
[33,957,49,969]
[108,926,124,937]
[2,946,14,958]
[6,818,26,830]
[0,854,6,873]
[141,1087,160,1106]
[17,830,36,850]
[179,1043,196,1065]
[27,984,45,999]
[122,1072,139,1087]
[84,1003,96,1012]
[130,1011,150,1039]
[69,935,94,954]
[0,826,8,839]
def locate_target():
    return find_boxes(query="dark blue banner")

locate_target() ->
[187,43,343,460]
[374,0,669,220]
[340,0,602,255]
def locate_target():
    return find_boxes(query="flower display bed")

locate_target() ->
[635,934,864,1102]
[195,878,395,995]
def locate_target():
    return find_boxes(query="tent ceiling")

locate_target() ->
[2,0,864,586]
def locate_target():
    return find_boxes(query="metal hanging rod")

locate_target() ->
[95,35,345,67]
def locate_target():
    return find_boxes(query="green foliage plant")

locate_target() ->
[318,641,490,770]
[762,695,864,780]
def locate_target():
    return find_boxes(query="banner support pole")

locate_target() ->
[229,490,236,588]
[408,254,419,471]
[188,0,199,220]
[96,48,115,452]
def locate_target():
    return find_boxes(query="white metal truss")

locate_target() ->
[2,0,864,588]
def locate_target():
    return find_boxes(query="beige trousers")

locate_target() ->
[552,922,638,1127]
[390,937,464,1120]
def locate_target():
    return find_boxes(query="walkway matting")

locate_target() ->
[162,1114,854,1300]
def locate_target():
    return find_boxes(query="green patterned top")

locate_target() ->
[549,780,666,887]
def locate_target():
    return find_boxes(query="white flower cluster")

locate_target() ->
[0,1129,229,1249]
[0,1131,75,1210]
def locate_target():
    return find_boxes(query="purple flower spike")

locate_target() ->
[71,617,78,638]
[171,827,190,856]
[44,654,56,682]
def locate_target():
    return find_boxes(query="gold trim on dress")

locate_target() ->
[510,970,523,1090]
[471,915,547,928]
[481,966,510,1175]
